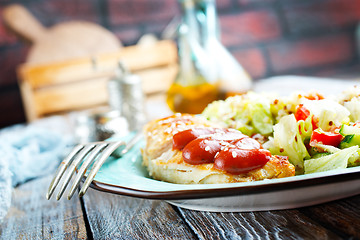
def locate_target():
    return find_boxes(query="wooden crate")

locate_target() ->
[17,40,178,121]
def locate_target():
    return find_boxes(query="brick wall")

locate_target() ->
[0,0,360,128]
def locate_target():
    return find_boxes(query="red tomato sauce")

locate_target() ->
[172,128,272,174]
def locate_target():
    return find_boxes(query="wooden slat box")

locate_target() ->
[17,40,178,121]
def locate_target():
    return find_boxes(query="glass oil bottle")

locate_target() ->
[166,0,252,114]
[166,0,220,114]
[196,0,252,98]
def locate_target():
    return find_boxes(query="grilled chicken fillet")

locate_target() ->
[142,114,295,184]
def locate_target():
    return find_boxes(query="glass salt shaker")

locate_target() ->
[108,61,147,131]
[107,62,126,112]
[121,72,147,131]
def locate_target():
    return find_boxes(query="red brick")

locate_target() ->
[0,46,28,87]
[312,63,360,78]
[267,34,354,73]
[237,0,273,6]
[144,21,171,36]
[284,0,360,34]
[108,0,179,26]
[216,0,232,10]
[113,28,142,45]
[232,47,267,79]
[220,10,281,47]
[0,88,26,128]
[0,11,18,45]
[31,0,100,24]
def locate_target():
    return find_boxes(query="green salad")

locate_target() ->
[202,86,360,175]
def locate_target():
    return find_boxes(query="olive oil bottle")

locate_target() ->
[167,0,220,114]
[167,0,252,114]
[197,0,252,97]
[166,24,220,114]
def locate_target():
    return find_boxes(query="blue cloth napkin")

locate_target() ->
[0,117,73,221]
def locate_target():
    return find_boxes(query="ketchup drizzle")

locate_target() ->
[172,128,272,174]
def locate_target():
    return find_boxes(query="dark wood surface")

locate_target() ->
[1,173,360,239]
[0,175,87,239]
[82,188,195,240]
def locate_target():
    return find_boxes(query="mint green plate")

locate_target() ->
[90,134,360,212]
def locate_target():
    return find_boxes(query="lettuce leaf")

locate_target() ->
[249,102,273,135]
[304,146,359,174]
[343,98,360,122]
[202,92,273,136]
[302,99,350,131]
[297,114,313,141]
[348,149,360,167]
[273,114,310,173]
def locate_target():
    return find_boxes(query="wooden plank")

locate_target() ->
[178,207,342,239]
[16,40,177,121]
[0,175,87,239]
[82,188,196,239]
[21,64,177,120]
[34,77,108,116]
[138,64,177,94]
[299,195,360,239]
[18,40,178,89]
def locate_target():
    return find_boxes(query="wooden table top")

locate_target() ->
[2,76,360,239]
[2,173,360,239]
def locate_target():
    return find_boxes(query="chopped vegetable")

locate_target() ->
[273,114,310,172]
[202,92,274,136]
[343,97,360,122]
[294,104,310,122]
[309,129,343,148]
[201,86,360,176]
[304,146,358,174]
[339,124,360,135]
[302,99,350,131]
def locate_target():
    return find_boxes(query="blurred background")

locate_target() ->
[1,0,360,128]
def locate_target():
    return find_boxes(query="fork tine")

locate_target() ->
[118,132,143,156]
[67,142,108,200]
[46,144,85,200]
[56,144,96,200]
[79,141,125,197]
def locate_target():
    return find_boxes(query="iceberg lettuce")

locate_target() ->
[297,114,313,141]
[273,114,310,173]
[249,102,273,135]
[202,92,274,136]
[302,99,350,131]
[304,146,359,174]
[343,98,360,122]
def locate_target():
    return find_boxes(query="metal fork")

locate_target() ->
[46,132,143,200]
